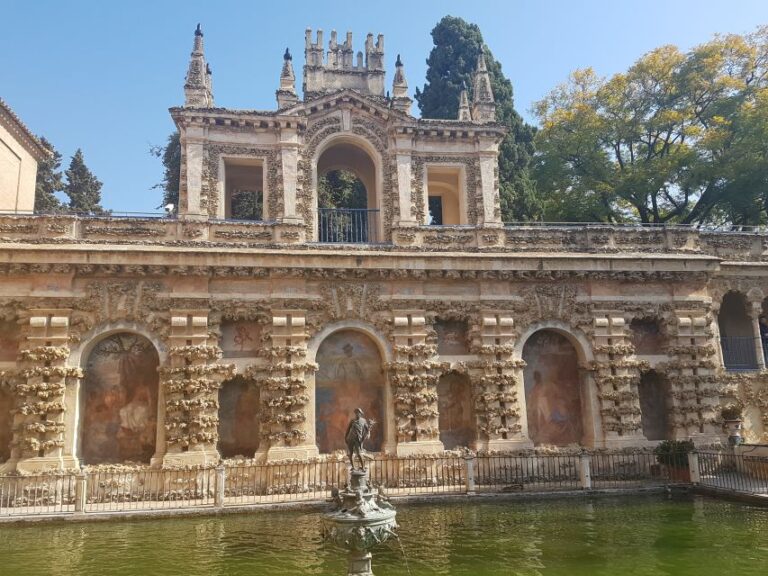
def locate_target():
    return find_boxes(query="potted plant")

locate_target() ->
[721,405,744,446]
[654,439,695,482]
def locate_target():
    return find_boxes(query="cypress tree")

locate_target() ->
[33,137,64,214]
[64,149,106,215]
[151,131,181,210]
[415,16,538,221]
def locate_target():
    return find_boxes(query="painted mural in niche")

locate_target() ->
[437,373,475,449]
[0,319,19,362]
[523,330,583,446]
[81,333,159,464]
[221,321,261,358]
[435,320,470,355]
[0,388,12,462]
[630,318,664,355]
[218,376,260,458]
[315,330,384,454]
[638,371,669,441]
[743,405,766,443]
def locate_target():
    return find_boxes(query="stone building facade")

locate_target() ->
[0,98,47,213]
[1,26,767,473]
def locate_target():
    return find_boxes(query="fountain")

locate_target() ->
[322,408,398,576]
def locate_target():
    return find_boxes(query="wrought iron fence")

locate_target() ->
[318,208,379,243]
[720,337,759,371]
[474,454,581,492]
[0,474,77,517]
[697,450,768,494]
[591,452,674,488]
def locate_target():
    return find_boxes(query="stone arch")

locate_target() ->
[312,132,384,243]
[638,370,671,441]
[516,322,599,447]
[718,290,758,370]
[309,321,391,454]
[77,330,161,465]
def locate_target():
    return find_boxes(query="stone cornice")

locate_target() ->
[0,98,49,161]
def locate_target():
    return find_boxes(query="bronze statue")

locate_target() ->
[345,407,371,470]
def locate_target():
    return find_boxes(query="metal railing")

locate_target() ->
[318,208,379,243]
[720,336,759,371]
[697,450,768,494]
[502,221,768,233]
[0,452,692,519]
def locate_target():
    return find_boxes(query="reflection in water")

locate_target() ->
[1,496,768,576]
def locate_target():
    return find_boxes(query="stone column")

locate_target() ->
[476,136,502,227]
[14,309,79,473]
[182,126,206,219]
[278,126,303,225]
[748,302,766,370]
[390,310,444,456]
[161,310,234,467]
[253,309,319,461]
[393,134,416,226]
[591,314,646,448]
[470,311,530,451]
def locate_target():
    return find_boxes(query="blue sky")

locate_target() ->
[2,1,767,213]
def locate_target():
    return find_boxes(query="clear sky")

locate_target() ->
[2,0,767,213]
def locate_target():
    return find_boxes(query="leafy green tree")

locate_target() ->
[230,189,263,220]
[33,137,64,214]
[318,170,367,209]
[151,131,181,210]
[415,15,538,221]
[534,26,768,225]
[64,149,106,215]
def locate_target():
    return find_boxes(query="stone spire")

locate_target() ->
[391,54,412,114]
[471,51,495,123]
[276,47,299,109]
[184,24,214,108]
[457,82,472,121]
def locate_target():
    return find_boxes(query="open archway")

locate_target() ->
[314,329,385,454]
[719,291,757,370]
[522,330,585,446]
[80,333,159,465]
[315,137,381,243]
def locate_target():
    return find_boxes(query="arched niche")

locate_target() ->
[218,375,260,458]
[79,332,159,465]
[719,291,757,370]
[638,370,670,441]
[522,329,585,447]
[313,135,382,243]
[437,372,475,449]
[314,329,385,454]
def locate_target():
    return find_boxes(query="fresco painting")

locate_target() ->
[221,321,261,358]
[630,319,664,355]
[523,330,583,446]
[638,371,669,441]
[218,376,261,458]
[0,319,19,362]
[315,330,384,454]
[435,320,470,355]
[81,333,159,464]
[437,373,475,449]
[0,388,12,462]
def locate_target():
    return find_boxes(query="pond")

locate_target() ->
[1,494,767,576]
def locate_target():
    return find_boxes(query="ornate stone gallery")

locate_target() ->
[0,25,767,473]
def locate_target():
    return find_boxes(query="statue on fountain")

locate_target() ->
[345,407,372,471]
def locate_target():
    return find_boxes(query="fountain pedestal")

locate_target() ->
[322,468,398,576]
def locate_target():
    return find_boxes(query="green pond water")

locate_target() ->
[1,495,767,576]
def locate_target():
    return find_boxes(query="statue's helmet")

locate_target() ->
[354,408,364,416]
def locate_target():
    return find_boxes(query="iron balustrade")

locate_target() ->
[697,449,768,495]
[720,336,760,371]
[318,208,379,243]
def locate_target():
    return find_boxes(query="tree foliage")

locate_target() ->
[64,149,106,215]
[415,15,537,221]
[151,131,181,210]
[318,169,367,209]
[230,190,263,220]
[34,137,64,214]
[534,26,768,225]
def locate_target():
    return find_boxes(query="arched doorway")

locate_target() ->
[315,330,384,454]
[218,376,260,458]
[437,372,475,449]
[718,291,757,370]
[315,138,380,243]
[80,333,159,464]
[522,330,584,446]
[638,370,670,441]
